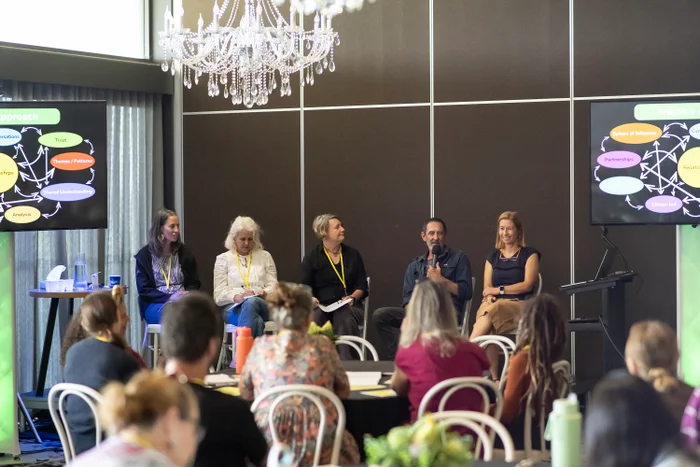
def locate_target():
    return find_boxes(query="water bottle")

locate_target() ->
[235,327,254,373]
[545,393,582,467]
[73,252,88,291]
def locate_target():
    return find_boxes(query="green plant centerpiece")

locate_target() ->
[307,320,337,342]
[365,413,474,467]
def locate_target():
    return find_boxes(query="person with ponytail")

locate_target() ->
[625,320,694,423]
[240,282,360,465]
[63,286,141,455]
[499,293,568,449]
[61,285,147,369]
[71,371,201,467]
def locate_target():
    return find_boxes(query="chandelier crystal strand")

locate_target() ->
[159,0,338,108]
[273,0,376,16]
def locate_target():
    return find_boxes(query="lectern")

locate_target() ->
[560,271,636,373]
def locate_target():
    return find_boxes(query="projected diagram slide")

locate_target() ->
[594,103,700,220]
[0,108,99,227]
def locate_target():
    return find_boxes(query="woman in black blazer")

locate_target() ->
[134,209,201,324]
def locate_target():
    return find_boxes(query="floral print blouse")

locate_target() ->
[240,330,360,465]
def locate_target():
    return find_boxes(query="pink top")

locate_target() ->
[395,337,490,421]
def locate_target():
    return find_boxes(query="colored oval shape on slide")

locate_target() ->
[678,147,700,188]
[38,132,83,149]
[0,128,21,147]
[690,123,700,140]
[50,152,95,171]
[4,206,41,224]
[645,195,683,214]
[0,152,19,192]
[610,123,662,144]
[41,183,95,202]
[599,176,644,195]
[597,150,641,169]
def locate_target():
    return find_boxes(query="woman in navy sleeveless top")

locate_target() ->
[470,211,540,381]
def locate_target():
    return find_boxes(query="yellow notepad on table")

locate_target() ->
[217,386,240,397]
[360,389,397,398]
[350,384,386,391]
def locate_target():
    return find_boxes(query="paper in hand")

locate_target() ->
[318,298,352,313]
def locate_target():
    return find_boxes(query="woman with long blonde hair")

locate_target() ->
[625,320,693,423]
[391,280,489,422]
[471,211,541,381]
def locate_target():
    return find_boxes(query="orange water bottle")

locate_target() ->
[235,327,254,373]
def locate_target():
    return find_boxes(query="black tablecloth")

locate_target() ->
[342,361,410,459]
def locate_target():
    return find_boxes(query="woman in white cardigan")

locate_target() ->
[214,216,277,337]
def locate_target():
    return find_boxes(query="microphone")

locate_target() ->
[430,245,442,268]
[600,226,630,273]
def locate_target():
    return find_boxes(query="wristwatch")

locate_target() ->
[499,286,505,295]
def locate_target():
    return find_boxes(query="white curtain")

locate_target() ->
[0,80,163,393]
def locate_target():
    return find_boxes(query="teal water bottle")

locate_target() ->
[545,393,582,467]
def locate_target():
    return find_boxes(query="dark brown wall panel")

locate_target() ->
[434,103,571,321]
[304,107,430,313]
[573,101,676,381]
[183,112,301,292]
[575,0,700,97]
[434,0,568,102]
[304,0,429,107]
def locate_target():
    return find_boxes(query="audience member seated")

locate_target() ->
[240,282,361,465]
[301,214,368,360]
[62,287,141,455]
[214,216,277,338]
[373,217,472,360]
[584,372,700,467]
[135,209,201,324]
[61,285,147,369]
[390,280,488,422]
[682,387,700,453]
[70,371,201,467]
[470,211,540,381]
[625,320,694,424]
[160,293,267,467]
[499,294,567,450]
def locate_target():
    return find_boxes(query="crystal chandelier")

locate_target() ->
[274,0,377,16]
[159,0,339,108]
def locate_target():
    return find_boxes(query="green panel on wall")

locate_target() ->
[681,225,700,386]
[0,232,18,454]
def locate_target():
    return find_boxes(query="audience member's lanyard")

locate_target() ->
[121,433,155,450]
[236,252,252,289]
[95,336,110,343]
[324,248,347,294]
[159,255,173,292]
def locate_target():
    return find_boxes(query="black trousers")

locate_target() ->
[371,306,406,361]
[313,304,362,360]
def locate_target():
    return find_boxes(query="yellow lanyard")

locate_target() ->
[121,433,155,450]
[235,252,252,289]
[159,255,172,291]
[95,336,110,343]
[324,247,346,294]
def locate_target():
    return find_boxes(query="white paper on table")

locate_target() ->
[319,298,352,313]
[347,371,382,387]
[203,374,239,386]
[232,293,259,308]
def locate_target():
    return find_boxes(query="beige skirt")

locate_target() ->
[475,299,524,334]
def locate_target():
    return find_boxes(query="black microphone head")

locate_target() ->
[431,245,442,256]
